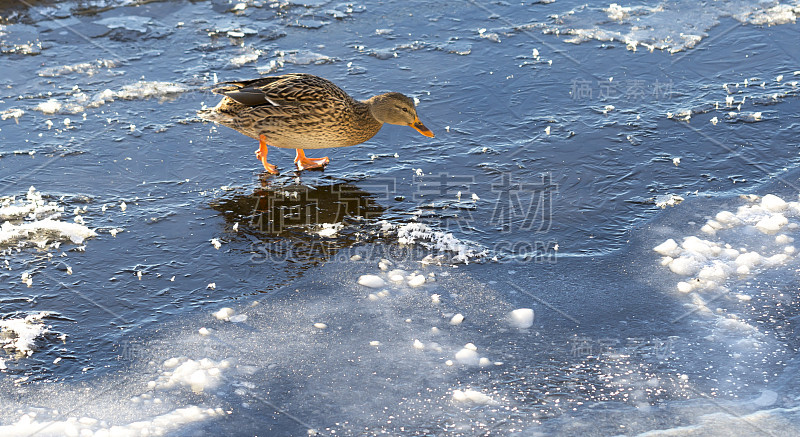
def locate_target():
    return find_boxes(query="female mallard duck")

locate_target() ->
[198,73,434,174]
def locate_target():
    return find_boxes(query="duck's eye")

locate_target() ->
[401,107,410,113]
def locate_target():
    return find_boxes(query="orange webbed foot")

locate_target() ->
[294,149,329,171]
[256,135,279,175]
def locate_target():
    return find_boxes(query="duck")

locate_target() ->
[198,73,434,174]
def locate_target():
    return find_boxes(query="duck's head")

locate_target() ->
[367,92,434,138]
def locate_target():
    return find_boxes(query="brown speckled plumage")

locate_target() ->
[202,73,406,148]
[198,73,433,172]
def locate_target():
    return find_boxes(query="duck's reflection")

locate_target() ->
[210,179,389,268]
[249,183,384,235]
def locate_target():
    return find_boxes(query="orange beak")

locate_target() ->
[411,118,434,138]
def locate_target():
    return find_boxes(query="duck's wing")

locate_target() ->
[212,74,349,108]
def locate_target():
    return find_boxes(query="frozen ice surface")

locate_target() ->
[3,215,800,435]
[0,255,541,435]
[95,16,158,33]
[3,0,800,434]
[229,314,247,323]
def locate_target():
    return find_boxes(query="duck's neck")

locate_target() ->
[348,100,383,144]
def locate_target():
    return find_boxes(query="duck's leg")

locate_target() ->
[255,134,278,175]
[294,149,329,171]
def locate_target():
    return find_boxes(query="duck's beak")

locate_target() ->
[411,118,434,138]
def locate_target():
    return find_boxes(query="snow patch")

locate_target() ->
[358,275,386,288]
[654,192,800,346]
[1,406,225,436]
[523,1,800,53]
[0,187,96,248]
[153,357,230,393]
[382,221,486,264]
[452,389,498,405]
[0,312,51,357]
[509,308,534,329]
[257,50,336,74]
[37,59,117,77]
[316,223,343,238]
[32,81,189,115]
